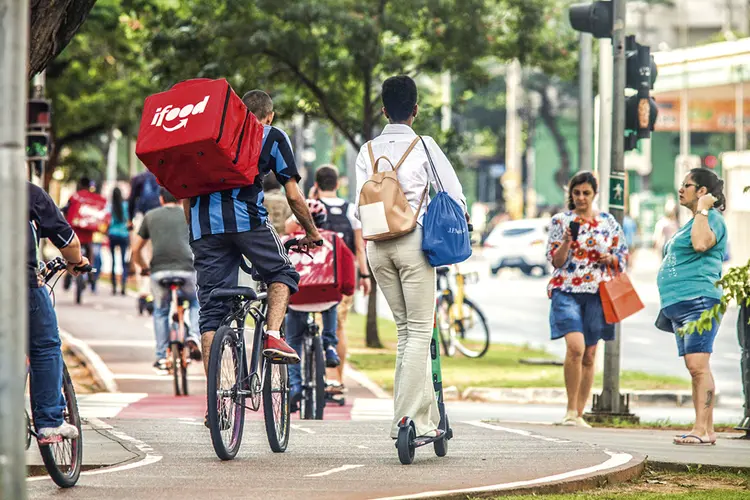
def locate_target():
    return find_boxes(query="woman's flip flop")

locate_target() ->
[673,434,716,445]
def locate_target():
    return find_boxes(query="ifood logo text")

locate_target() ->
[150,95,210,132]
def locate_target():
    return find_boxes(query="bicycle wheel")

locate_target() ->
[452,298,490,358]
[181,348,189,396]
[38,364,82,488]
[436,296,456,357]
[301,339,313,419]
[171,346,181,396]
[311,336,326,419]
[262,359,290,452]
[207,326,245,460]
[75,275,84,305]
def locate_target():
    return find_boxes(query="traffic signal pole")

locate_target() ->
[578,33,594,172]
[599,0,626,416]
[0,0,30,498]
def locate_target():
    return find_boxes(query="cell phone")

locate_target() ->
[569,221,580,241]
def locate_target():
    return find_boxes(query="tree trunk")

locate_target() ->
[537,86,571,190]
[362,71,383,348]
[29,0,98,78]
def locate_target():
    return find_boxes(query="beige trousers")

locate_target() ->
[366,228,439,438]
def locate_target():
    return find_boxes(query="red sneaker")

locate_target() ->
[263,335,300,364]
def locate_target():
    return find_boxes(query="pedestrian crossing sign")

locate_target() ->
[609,173,626,210]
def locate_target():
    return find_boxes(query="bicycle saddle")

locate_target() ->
[436,267,450,276]
[210,287,257,301]
[158,277,187,288]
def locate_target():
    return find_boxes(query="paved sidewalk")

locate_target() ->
[508,424,750,470]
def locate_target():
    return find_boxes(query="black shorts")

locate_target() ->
[190,223,300,333]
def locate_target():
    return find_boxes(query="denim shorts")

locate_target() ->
[549,290,614,346]
[656,297,722,357]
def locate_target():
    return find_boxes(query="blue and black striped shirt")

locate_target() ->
[188,125,300,241]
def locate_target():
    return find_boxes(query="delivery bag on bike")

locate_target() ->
[283,230,355,305]
[135,78,264,199]
[66,190,110,233]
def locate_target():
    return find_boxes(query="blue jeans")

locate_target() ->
[151,271,201,360]
[285,307,337,389]
[108,235,129,291]
[28,287,66,429]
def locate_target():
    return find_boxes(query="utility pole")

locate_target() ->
[597,38,614,211]
[0,0,30,498]
[579,34,594,172]
[599,0,627,416]
[504,60,524,219]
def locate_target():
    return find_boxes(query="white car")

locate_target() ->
[484,218,552,277]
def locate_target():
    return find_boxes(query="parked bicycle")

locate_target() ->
[205,239,306,460]
[435,266,490,358]
[158,276,194,396]
[26,257,92,487]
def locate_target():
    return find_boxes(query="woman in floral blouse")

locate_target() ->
[546,172,628,427]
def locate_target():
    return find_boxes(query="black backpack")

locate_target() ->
[320,200,355,253]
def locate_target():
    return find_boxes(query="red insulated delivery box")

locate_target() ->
[135,78,264,199]
[66,191,110,233]
[283,230,356,306]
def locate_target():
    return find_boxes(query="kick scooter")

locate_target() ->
[396,307,453,464]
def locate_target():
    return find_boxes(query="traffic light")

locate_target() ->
[568,1,613,38]
[701,154,719,169]
[28,99,52,128]
[26,132,51,161]
[624,36,658,151]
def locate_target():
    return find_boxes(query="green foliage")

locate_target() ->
[681,258,750,336]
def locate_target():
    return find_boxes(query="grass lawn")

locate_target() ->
[345,313,690,394]
[478,467,749,500]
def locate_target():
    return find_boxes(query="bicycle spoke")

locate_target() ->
[217,341,238,449]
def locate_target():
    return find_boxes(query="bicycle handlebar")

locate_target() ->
[42,257,95,284]
[238,238,324,276]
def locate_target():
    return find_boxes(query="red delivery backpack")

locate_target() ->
[135,78,264,199]
[66,191,110,233]
[283,230,356,306]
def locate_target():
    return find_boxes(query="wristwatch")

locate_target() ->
[698,209,709,217]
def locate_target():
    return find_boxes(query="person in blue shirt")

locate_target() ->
[655,167,728,446]
[185,90,322,374]
[108,187,130,295]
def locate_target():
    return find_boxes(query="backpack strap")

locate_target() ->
[394,137,420,171]
[367,141,376,167]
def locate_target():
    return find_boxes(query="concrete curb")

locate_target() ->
[459,387,711,407]
[648,460,750,475]
[346,364,391,399]
[60,328,119,393]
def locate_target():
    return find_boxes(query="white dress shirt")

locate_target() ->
[354,124,466,224]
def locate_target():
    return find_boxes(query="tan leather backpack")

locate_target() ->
[358,137,427,241]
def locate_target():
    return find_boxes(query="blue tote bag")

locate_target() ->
[420,137,472,267]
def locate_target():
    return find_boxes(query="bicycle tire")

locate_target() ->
[311,336,325,420]
[452,298,490,358]
[262,359,290,452]
[436,296,456,357]
[171,346,181,396]
[301,339,313,420]
[75,276,84,305]
[181,348,189,397]
[38,364,82,488]
[207,326,245,460]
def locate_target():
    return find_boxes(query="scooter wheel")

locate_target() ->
[397,422,416,465]
[434,414,449,457]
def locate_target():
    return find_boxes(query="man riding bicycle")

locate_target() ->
[132,188,202,370]
[27,182,90,443]
[183,89,322,376]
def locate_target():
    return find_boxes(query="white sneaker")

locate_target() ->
[576,417,592,428]
[561,411,578,426]
[38,422,79,445]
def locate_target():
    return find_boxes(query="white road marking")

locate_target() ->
[60,329,119,393]
[371,423,632,499]
[306,464,365,477]
[113,374,206,381]
[84,339,154,348]
[94,304,104,311]
[356,445,369,449]
[463,420,571,443]
[27,418,162,482]
[291,424,316,434]
[724,353,742,361]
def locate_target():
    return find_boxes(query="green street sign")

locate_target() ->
[609,173,626,210]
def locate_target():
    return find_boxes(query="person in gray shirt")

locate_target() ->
[133,188,201,370]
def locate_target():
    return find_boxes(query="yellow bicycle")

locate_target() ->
[435,266,490,358]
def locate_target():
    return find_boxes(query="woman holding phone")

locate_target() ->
[545,172,629,427]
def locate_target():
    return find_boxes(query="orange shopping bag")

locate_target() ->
[599,266,644,324]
